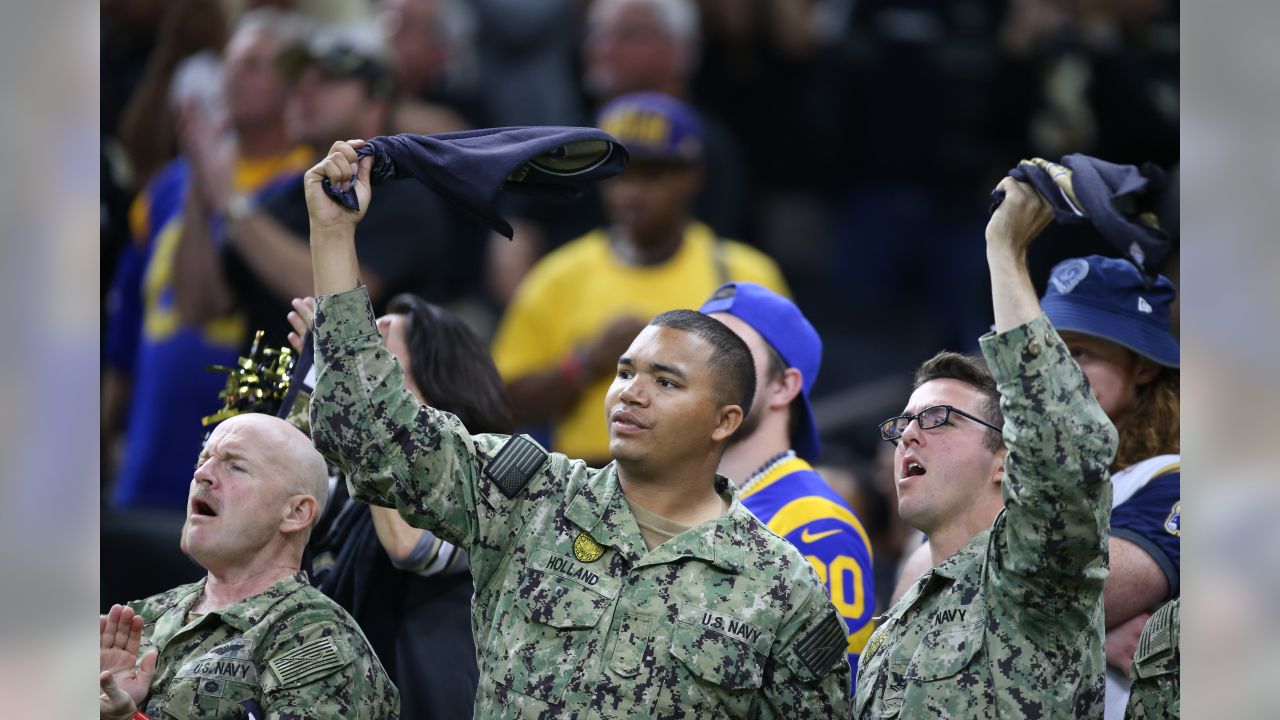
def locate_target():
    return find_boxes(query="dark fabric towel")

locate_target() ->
[321,127,629,238]
[990,154,1172,280]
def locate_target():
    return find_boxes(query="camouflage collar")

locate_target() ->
[567,464,748,573]
[929,528,991,581]
[193,571,312,632]
[631,512,748,574]
[566,465,636,558]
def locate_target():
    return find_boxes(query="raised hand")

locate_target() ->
[985,176,1053,259]
[100,605,158,709]
[304,140,374,231]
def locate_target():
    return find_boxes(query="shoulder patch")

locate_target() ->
[1135,601,1177,665]
[792,612,848,679]
[268,636,348,688]
[484,435,548,499]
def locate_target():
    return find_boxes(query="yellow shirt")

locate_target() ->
[492,222,789,462]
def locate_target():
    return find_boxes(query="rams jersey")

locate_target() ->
[1110,454,1180,596]
[740,453,875,688]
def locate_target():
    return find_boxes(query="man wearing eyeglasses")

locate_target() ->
[853,178,1118,718]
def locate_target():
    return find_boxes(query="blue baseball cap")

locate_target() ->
[597,92,703,165]
[700,282,822,461]
[1041,255,1179,368]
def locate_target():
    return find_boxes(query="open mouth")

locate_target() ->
[905,461,926,478]
[192,499,218,517]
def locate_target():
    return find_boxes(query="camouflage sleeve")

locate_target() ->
[979,315,1118,635]
[309,286,558,588]
[757,579,853,718]
[260,610,400,720]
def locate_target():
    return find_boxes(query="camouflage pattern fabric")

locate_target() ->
[309,286,851,719]
[854,316,1118,718]
[1126,598,1179,719]
[130,571,398,719]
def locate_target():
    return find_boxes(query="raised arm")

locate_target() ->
[986,176,1053,332]
[99,604,157,717]
[979,178,1118,635]
[303,145,553,589]
[305,140,370,296]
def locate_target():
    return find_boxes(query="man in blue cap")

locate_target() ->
[1039,255,1180,720]
[701,282,875,688]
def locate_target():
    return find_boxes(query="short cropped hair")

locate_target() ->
[649,309,755,417]
[912,351,1004,452]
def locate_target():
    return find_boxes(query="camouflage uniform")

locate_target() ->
[309,286,851,719]
[854,317,1117,718]
[130,571,399,719]
[1125,598,1179,719]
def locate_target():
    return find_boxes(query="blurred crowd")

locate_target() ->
[100,0,1178,716]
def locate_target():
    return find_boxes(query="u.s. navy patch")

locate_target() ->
[792,613,847,677]
[268,637,345,687]
[484,435,547,499]
[573,531,606,563]
[1165,502,1180,536]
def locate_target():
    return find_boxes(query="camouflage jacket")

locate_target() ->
[309,286,851,719]
[1126,598,1179,719]
[854,316,1117,718]
[130,571,399,719]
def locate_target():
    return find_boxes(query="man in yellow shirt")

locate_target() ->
[492,92,788,465]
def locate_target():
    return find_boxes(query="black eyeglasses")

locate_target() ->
[878,405,1002,445]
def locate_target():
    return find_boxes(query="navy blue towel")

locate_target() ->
[990,155,1172,280]
[321,127,629,238]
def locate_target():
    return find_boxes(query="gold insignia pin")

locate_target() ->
[865,631,886,660]
[573,531,606,563]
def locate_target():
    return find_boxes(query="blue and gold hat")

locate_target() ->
[597,92,703,165]
[1041,255,1179,368]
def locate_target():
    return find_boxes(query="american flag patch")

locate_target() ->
[1135,601,1176,663]
[793,613,847,677]
[268,637,344,687]
[484,435,547,498]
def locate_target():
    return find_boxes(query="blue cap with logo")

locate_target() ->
[699,282,822,460]
[597,92,704,164]
[1041,254,1179,368]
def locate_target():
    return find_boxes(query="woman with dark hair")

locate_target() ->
[286,293,512,720]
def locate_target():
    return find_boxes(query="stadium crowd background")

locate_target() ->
[100,0,1178,630]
